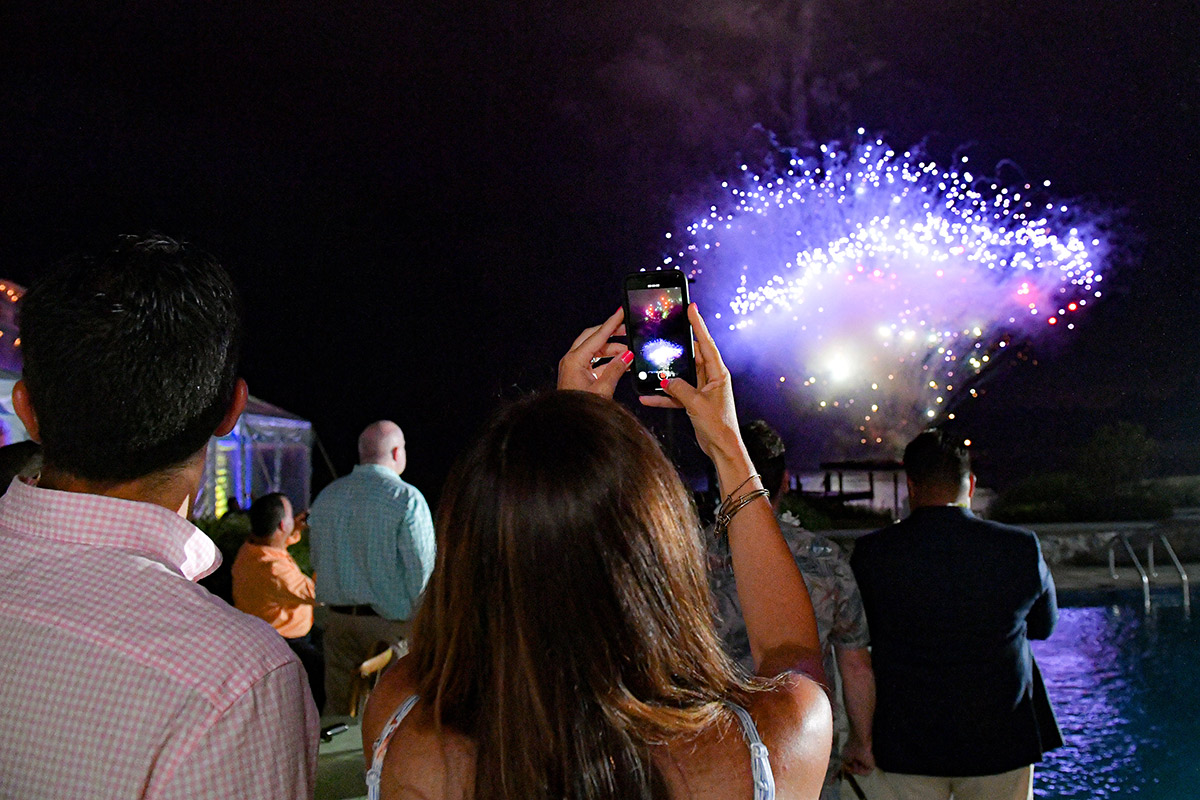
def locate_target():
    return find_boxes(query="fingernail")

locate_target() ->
[621,350,634,365]
[660,378,670,389]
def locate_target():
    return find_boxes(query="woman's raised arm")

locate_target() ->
[659,304,825,684]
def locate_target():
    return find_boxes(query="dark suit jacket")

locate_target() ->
[850,506,1061,777]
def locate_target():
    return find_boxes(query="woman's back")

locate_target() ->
[363,660,830,800]
[363,310,832,800]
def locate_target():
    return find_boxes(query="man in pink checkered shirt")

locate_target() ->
[0,235,319,798]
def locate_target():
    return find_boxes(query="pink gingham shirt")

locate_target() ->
[0,478,319,799]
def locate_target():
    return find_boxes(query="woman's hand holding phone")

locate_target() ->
[558,302,748,477]
[556,307,633,399]
[650,304,748,474]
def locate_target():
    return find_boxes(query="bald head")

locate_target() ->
[358,421,407,475]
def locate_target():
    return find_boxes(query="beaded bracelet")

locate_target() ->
[714,487,771,538]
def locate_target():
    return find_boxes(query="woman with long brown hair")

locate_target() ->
[362,304,832,799]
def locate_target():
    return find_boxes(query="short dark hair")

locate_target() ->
[903,429,970,489]
[249,493,289,539]
[18,234,242,481]
[739,419,787,497]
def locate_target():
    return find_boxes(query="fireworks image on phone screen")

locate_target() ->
[628,287,688,380]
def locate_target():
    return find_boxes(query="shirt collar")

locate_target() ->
[0,477,220,581]
[353,463,401,480]
[909,504,975,519]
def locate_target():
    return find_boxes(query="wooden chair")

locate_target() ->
[347,641,394,718]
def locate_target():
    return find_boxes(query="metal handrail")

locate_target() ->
[1106,532,1190,614]
[1158,534,1191,614]
[1116,534,1152,613]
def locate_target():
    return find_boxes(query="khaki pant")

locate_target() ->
[323,611,411,717]
[847,765,1033,800]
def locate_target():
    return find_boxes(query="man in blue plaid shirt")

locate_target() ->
[309,420,435,715]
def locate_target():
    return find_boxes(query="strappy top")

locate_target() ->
[366,695,775,800]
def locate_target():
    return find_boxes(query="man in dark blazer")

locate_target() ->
[850,429,1061,800]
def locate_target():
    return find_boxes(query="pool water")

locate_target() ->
[1032,590,1200,798]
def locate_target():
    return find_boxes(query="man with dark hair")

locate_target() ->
[309,419,435,716]
[0,235,317,799]
[234,492,324,711]
[708,419,876,798]
[850,429,1060,800]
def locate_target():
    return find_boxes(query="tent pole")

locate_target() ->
[313,431,340,481]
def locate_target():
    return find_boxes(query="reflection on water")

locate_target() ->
[1033,597,1200,798]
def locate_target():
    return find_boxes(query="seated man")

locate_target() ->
[234,492,325,712]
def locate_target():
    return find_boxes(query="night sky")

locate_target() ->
[1,0,1196,498]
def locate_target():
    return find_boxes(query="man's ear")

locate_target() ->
[214,378,249,437]
[12,380,40,442]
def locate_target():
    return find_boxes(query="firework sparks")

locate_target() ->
[643,338,685,371]
[643,293,678,322]
[664,133,1112,450]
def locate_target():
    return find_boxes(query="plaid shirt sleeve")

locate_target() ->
[153,661,319,800]
[397,490,436,607]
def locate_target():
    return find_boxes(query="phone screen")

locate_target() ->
[624,273,695,394]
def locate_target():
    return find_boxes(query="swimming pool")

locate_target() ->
[1032,589,1200,798]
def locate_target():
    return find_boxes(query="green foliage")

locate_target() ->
[990,422,1173,524]
[778,492,893,530]
[193,512,251,555]
[990,472,1172,523]
[1148,476,1200,507]
[1072,421,1159,490]
[291,530,313,576]
[778,493,832,530]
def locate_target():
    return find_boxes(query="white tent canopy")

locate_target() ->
[195,395,314,519]
[0,370,312,520]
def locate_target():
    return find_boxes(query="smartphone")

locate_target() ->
[623,270,697,395]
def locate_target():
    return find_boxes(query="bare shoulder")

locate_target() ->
[659,678,832,800]
[361,654,419,751]
[749,675,833,798]
[361,656,475,800]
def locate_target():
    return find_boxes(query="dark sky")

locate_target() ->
[1,0,1196,496]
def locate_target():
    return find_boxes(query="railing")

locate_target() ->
[1107,532,1190,614]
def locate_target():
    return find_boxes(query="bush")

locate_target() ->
[779,493,893,530]
[1149,476,1200,507]
[990,472,1173,524]
[194,511,251,553]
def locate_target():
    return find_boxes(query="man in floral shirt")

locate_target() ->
[708,420,876,798]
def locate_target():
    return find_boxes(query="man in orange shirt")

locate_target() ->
[233,493,325,711]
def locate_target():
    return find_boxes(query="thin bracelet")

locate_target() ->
[720,473,761,507]
[714,488,771,537]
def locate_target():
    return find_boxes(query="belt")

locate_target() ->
[329,604,378,616]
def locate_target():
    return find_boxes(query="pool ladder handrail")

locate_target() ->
[1106,532,1190,613]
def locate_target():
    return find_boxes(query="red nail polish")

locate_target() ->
[660,378,670,389]
[621,350,634,365]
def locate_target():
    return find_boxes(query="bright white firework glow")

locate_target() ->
[664,135,1112,450]
[644,338,685,371]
